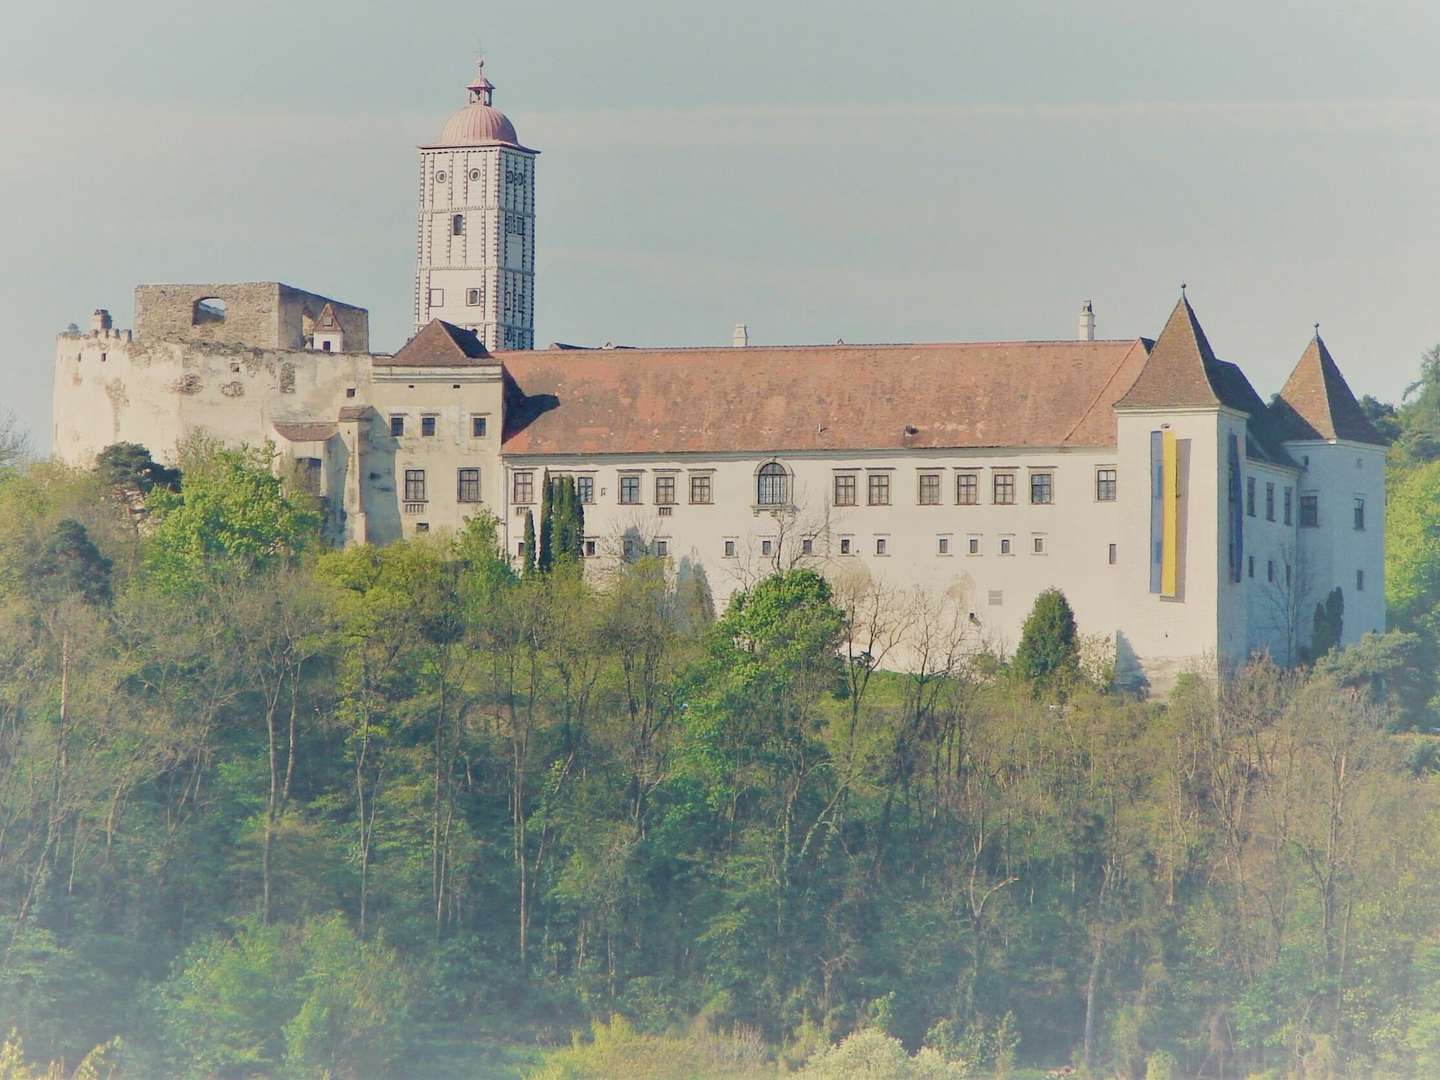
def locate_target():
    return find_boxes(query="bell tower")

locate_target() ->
[414,59,537,350]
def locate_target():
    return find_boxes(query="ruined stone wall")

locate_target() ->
[134,282,369,351]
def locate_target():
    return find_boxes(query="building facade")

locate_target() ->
[50,61,1387,691]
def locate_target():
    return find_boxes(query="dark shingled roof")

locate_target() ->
[498,339,1152,455]
[337,405,372,421]
[1270,334,1386,446]
[272,421,337,442]
[380,319,492,368]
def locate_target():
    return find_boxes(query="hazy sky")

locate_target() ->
[5,0,1440,449]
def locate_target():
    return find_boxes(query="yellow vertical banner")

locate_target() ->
[1161,430,1179,597]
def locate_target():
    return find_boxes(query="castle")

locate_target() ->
[52,60,1386,688]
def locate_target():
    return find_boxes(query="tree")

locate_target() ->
[522,507,537,576]
[538,469,555,573]
[1012,588,1079,687]
[0,411,28,472]
[93,442,181,494]
[1311,586,1344,660]
[30,520,112,607]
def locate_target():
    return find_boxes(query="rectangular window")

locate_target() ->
[471,415,487,438]
[1108,543,1117,565]
[389,415,405,437]
[1283,487,1293,525]
[690,474,712,504]
[517,541,526,558]
[1246,476,1256,517]
[802,537,813,555]
[1353,497,1366,531]
[457,468,480,503]
[576,476,594,504]
[655,475,676,505]
[840,537,852,555]
[619,475,641,504]
[584,539,596,557]
[1300,495,1319,528]
[421,415,437,437]
[833,473,857,506]
[466,288,482,306]
[1096,468,1117,501]
[404,469,426,503]
[968,536,980,555]
[957,473,979,505]
[656,539,669,557]
[1357,569,1365,592]
[1033,535,1046,554]
[1030,473,1054,505]
[761,539,773,557]
[875,538,887,556]
[1248,555,1255,579]
[1265,482,1275,521]
[938,537,950,555]
[415,521,429,533]
[724,539,736,557]
[988,590,1003,606]
[1000,536,1012,555]
[429,288,444,308]
[868,473,890,506]
[513,471,534,504]
[623,538,637,559]
[918,473,941,505]
[993,473,1015,505]
[295,457,322,496]
[1267,559,1275,583]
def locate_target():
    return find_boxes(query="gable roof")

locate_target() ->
[1270,334,1386,445]
[314,302,341,331]
[499,339,1151,456]
[380,319,492,368]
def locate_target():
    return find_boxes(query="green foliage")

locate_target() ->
[529,1016,768,1079]
[1011,588,1079,687]
[144,439,320,591]
[154,914,412,1079]
[797,1029,972,1079]
[523,507,538,576]
[1310,585,1344,660]
[29,519,112,605]
[93,442,180,494]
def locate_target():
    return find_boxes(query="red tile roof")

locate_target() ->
[1271,334,1386,446]
[380,320,492,368]
[1116,296,1229,409]
[499,339,1151,456]
[272,421,337,442]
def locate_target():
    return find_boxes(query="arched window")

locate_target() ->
[757,462,789,506]
[451,214,465,236]
[192,297,227,325]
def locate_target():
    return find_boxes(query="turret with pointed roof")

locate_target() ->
[1270,331,1385,446]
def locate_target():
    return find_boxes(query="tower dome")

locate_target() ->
[437,59,520,146]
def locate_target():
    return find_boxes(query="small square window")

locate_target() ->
[656,539,669,557]
[346,387,356,399]
[938,537,949,555]
[517,541,526,557]
[421,415,436,437]
[466,288,482,306]
[988,590,1003,606]
[957,473,978,505]
[840,537,852,555]
[1033,535,1046,554]
[968,536,980,555]
[619,475,641,504]
[429,288,445,308]
[472,415,487,438]
[875,538,887,556]
[390,415,405,437]
[415,522,430,533]
[1030,473,1053,505]
[802,538,813,555]
[584,539,596,557]
[1108,543,1117,565]
[724,539,736,557]
[761,539,773,557]
[918,473,941,505]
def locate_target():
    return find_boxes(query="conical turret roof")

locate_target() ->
[1270,333,1385,445]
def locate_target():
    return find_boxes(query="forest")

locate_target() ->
[4,355,1440,1079]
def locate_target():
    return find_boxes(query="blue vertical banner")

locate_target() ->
[1150,430,1163,594]
[1228,432,1243,583]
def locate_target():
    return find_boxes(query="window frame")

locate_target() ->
[918,472,941,506]
[389,415,405,438]
[457,467,481,503]
[1265,482,1275,521]
[757,462,789,507]
[576,476,594,504]
[1095,468,1117,502]
[619,474,642,505]
[421,415,437,438]
[513,471,534,505]
[1029,472,1054,506]
[470,414,488,438]
[689,474,713,505]
[956,472,979,505]
[1300,494,1319,528]
[404,468,427,503]
[1353,497,1366,531]
[867,472,891,506]
[654,474,676,506]
[834,473,857,507]
[993,472,1016,505]
[1246,476,1256,517]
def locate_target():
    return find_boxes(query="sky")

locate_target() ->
[4,0,1440,450]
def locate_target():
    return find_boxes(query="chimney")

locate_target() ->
[1077,300,1095,342]
[732,322,749,348]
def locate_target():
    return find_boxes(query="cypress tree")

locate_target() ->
[554,476,580,563]
[573,477,586,558]
[538,470,554,573]
[522,508,537,576]
[1311,586,1345,659]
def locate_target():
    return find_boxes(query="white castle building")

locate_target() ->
[52,60,1386,689]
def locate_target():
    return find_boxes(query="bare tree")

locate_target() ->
[0,412,29,472]
[1257,540,1315,666]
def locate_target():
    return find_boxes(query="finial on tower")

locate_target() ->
[466,57,495,106]
[1180,281,1187,297]
[1313,321,1321,338]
